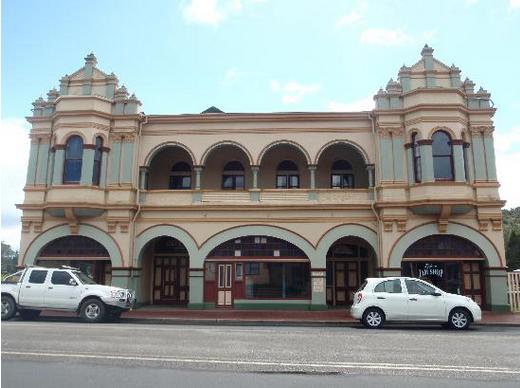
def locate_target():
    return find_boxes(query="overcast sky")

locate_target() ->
[2,0,520,250]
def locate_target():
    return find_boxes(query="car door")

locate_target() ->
[372,279,408,320]
[404,279,446,320]
[18,269,49,307]
[45,270,83,309]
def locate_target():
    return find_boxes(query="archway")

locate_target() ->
[204,235,311,308]
[37,235,112,285]
[147,145,195,190]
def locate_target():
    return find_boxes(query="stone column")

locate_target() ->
[378,130,393,181]
[308,165,317,189]
[26,138,40,185]
[35,139,50,185]
[366,164,375,188]
[464,142,474,182]
[310,268,327,310]
[99,147,110,188]
[109,138,122,184]
[52,145,65,185]
[80,144,95,185]
[194,166,203,190]
[451,140,466,182]
[483,130,497,181]
[121,137,135,184]
[470,130,487,181]
[417,139,434,182]
[391,130,404,181]
[188,269,205,309]
[139,166,148,190]
[404,143,415,184]
[251,165,260,189]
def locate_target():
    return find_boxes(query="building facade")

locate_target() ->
[19,46,509,310]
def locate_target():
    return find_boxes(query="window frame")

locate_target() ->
[63,135,84,184]
[92,136,103,186]
[432,130,454,181]
[411,133,422,183]
[51,270,74,286]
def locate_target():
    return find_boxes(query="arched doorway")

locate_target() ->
[204,236,311,307]
[37,235,112,285]
[401,234,486,306]
[141,236,190,305]
[326,237,377,306]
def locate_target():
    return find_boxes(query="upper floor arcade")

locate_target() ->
[20,46,503,223]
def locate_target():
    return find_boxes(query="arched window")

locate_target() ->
[462,133,469,182]
[222,161,245,189]
[169,162,192,189]
[411,133,421,183]
[276,160,299,189]
[92,136,103,186]
[330,160,354,188]
[432,131,454,180]
[63,135,83,184]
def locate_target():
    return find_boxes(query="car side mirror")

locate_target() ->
[69,279,78,286]
[432,292,442,297]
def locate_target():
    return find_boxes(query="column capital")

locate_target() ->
[307,164,317,171]
[365,163,375,171]
[251,165,260,172]
[193,165,204,171]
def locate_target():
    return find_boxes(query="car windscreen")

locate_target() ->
[1,271,23,284]
[73,271,97,285]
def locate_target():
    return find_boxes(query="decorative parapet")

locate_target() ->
[31,52,141,117]
[373,79,403,110]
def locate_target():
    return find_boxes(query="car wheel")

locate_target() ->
[448,308,471,330]
[80,299,106,323]
[1,295,16,321]
[19,309,41,321]
[362,308,385,329]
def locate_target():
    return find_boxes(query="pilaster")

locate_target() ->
[417,140,434,182]
[52,146,65,185]
[451,140,466,182]
[80,146,95,185]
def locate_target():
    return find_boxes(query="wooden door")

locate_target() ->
[153,256,189,305]
[217,263,233,307]
[331,261,360,306]
[462,261,484,306]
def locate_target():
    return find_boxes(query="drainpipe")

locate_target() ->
[130,113,147,276]
[368,112,383,277]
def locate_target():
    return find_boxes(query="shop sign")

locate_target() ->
[418,263,444,278]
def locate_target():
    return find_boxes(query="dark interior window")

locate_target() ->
[92,136,103,186]
[28,270,48,284]
[170,162,192,189]
[63,136,83,184]
[51,271,73,285]
[411,133,421,182]
[276,160,299,188]
[222,161,245,189]
[331,159,354,188]
[432,131,454,180]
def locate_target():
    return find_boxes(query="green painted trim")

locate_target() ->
[26,142,39,185]
[483,136,497,180]
[316,224,378,268]
[472,134,486,180]
[46,148,55,185]
[392,135,404,180]
[135,225,199,267]
[419,143,434,182]
[308,191,318,200]
[389,223,501,268]
[109,141,122,184]
[197,225,316,268]
[406,147,415,185]
[188,303,214,309]
[488,305,511,312]
[36,142,50,185]
[234,299,310,305]
[80,148,95,185]
[52,149,65,185]
[309,304,329,311]
[379,137,393,181]
[233,302,311,310]
[452,144,465,182]
[121,141,134,183]
[24,224,123,267]
[100,151,108,188]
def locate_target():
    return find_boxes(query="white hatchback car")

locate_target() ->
[350,277,482,330]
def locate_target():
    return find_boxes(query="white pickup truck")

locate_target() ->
[1,266,135,323]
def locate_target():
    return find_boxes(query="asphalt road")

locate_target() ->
[2,319,520,387]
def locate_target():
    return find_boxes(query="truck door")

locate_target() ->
[45,270,83,309]
[18,269,49,307]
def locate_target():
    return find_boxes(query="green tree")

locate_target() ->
[1,242,18,275]
[506,231,520,270]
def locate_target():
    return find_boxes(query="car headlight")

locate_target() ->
[110,290,126,299]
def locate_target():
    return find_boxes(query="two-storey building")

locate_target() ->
[18,46,508,310]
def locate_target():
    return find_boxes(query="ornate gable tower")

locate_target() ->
[20,54,143,287]
[372,45,507,310]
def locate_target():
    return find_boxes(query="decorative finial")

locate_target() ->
[84,52,98,66]
[421,44,434,57]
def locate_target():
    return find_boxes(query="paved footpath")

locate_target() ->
[38,307,520,326]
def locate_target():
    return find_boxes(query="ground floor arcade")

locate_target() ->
[22,222,510,311]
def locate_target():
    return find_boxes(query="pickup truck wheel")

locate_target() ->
[1,295,16,321]
[19,309,41,321]
[80,299,106,323]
